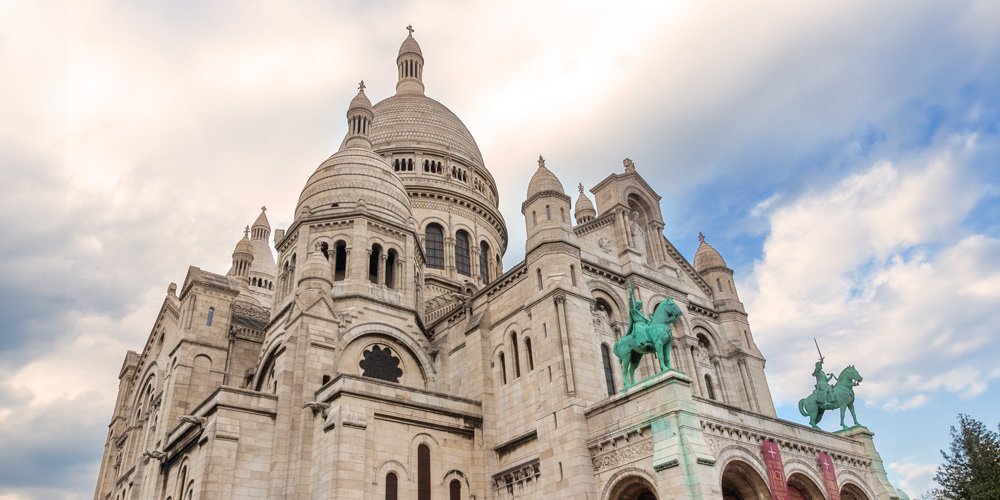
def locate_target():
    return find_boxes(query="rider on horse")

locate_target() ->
[625,282,650,339]
[812,358,836,405]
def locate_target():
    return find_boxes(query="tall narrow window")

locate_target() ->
[206,307,214,326]
[369,244,382,283]
[570,265,577,286]
[525,337,534,371]
[320,242,330,259]
[385,249,397,288]
[602,344,615,396]
[532,211,537,226]
[511,332,521,378]
[536,269,543,290]
[417,444,431,500]
[716,278,723,292]
[334,241,347,281]
[450,479,461,500]
[455,230,471,276]
[479,241,490,283]
[385,472,398,500]
[498,353,507,384]
[705,374,716,400]
[425,224,444,269]
[545,205,551,220]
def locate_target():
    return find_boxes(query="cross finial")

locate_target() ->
[578,183,584,194]
[358,80,365,91]
[244,225,250,237]
[406,24,414,36]
[261,205,266,212]
[698,232,705,244]
[538,155,545,168]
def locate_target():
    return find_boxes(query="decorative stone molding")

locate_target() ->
[491,459,541,493]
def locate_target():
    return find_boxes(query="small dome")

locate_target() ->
[350,84,373,111]
[298,250,331,289]
[693,232,729,273]
[233,230,253,257]
[574,183,596,222]
[526,156,565,199]
[296,148,413,225]
[398,30,422,57]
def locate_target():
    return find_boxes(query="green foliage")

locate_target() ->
[928,414,1000,499]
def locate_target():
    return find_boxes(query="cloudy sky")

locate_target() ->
[2,1,999,498]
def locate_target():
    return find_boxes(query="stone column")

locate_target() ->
[712,358,731,404]
[689,346,704,398]
[344,248,351,279]
[554,295,576,395]
[377,254,387,286]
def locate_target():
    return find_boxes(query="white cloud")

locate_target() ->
[889,461,938,497]
[745,154,1000,407]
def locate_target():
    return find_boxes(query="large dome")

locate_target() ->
[370,94,486,168]
[296,147,412,225]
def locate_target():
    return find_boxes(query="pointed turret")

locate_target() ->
[522,155,575,254]
[574,183,596,224]
[396,25,425,95]
[343,81,374,150]
[228,226,254,280]
[694,232,740,302]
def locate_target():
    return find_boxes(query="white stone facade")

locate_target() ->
[95,30,905,500]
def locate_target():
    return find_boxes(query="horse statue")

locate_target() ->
[613,282,683,389]
[798,362,863,429]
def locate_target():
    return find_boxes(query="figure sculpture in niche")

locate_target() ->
[629,211,646,257]
[613,281,682,390]
[798,349,864,429]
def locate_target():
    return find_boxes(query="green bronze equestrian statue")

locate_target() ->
[613,281,683,389]
[798,345,864,429]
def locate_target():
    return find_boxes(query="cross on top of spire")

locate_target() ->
[538,155,545,168]
[406,24,414,36]
[358,80,365,91]
[578,183,584,194]
[261,206,266,212]
[244,225,250,237]
[698,232,706,244]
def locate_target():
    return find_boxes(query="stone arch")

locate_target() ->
[786,470,827,499]
[623,189,660,225]
[839,480,872,500]
[716,446,771,500]
[253,342,285,392]
[440,469,470,488]
[645,293,667,315]
[838,471,876,500]
[601,466,659,500]
[131,363,160,408]
[374,459,411,483]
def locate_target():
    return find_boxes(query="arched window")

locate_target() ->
[385,471,398,500]
[545,205,551,220]
[385,249,397,288]
[320,242,329,259]
[498,353,507,385]
[602,344,615,396]
[417,444,431,500]
[450,479,461,500]
[369,244,382,283]
[425,224,444,269]
[511,332,521,378]
[705,374,716,400]
[532,211,537,226]
[206,307,214,326]
[334,241,347,281]
[525,337,534,371]
[717,278,723,292]
[479,241,490,283]
[536,269,543,290]
[455,230,471,276]
[570,265,577,286]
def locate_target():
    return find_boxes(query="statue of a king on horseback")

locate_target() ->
[798,339,864,429]
[613,281,683,390]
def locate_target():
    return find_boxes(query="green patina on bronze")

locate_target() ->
[798,344,864,429]
[614,281,682,389]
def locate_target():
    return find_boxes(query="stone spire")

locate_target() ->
[574,183,596,224]
[251,206,271,241]
[343,81,374,150]
[396,25,425,95]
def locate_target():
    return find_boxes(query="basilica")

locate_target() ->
[95,29,907,500]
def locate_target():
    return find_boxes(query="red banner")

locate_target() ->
[817,452,841,500]
[762,440,789,500]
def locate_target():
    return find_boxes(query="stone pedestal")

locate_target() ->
[836,426,901,500]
